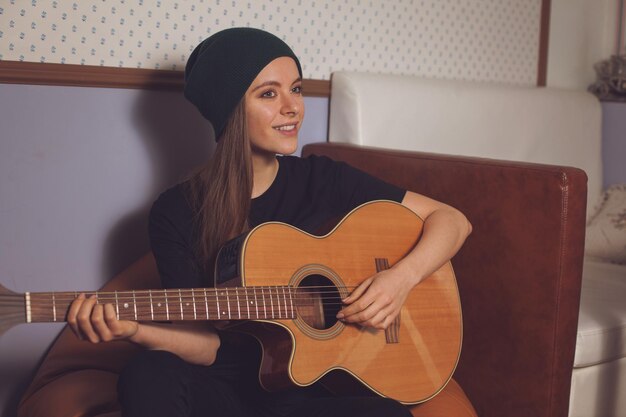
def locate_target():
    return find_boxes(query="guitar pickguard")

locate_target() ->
[214,233,247,287]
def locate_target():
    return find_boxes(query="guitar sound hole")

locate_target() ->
[296,274,341,330]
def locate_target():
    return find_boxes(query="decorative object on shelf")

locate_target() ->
[589,55,626,101]
[586,184,626,265]
[589,0,626,101]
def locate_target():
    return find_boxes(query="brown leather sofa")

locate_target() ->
[18,142,587,417]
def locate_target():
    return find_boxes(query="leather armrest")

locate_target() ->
[18,370,121,417]
[303,142,587,417]
[18,254,160,417]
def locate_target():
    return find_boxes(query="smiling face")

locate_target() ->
[244,56,304,159]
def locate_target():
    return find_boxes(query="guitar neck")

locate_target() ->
[25,286,298,323]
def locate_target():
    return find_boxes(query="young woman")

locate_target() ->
[67,28,472,417]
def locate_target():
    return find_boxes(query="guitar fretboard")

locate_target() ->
[26,287,300,323]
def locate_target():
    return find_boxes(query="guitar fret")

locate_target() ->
[203,289,209,319]
[282,287,289,318]
[235,287,241,319]
[191,289,197,320]
[164,289,170,320]
[225,290,231,319]
[25,292,32,323]
[114,290,120,319]
[261,287,267,319]
[288,287,294,318]
[52,292,57,322]
[178,289,184,320]
[275,287,281,319]
[216,289,222,320]
[245,288,250,319]
[149,289,154,321]
[253,287,259,319]
[132,290,138,320]
[267,287,273,319]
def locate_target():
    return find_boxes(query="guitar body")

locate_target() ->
[216,200,462,405]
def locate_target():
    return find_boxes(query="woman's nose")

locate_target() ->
[281,95,300,116]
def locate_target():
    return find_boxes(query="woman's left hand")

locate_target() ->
[336,268,415,329]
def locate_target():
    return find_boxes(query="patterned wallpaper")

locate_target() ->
[0,0,542,85]
[615,0,626,55]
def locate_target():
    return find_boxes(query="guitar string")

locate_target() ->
[23,299,349,307]
[27,285,359,295]
[15,293,352,305]
[14,284,366,306]
[20,300,352,316]
[17,294,384,320]
[25,293,351,300]
[25,291,350,300]
[2,288,356,298]
[23,302,348,319]
[24,293,350,302]
[8,287,376,316]
[0,296,344,308]
[23,299,350,309]
[24,288,356,303]
[0,287,362,297]
[23,300,351,310]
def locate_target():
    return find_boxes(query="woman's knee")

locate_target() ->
[118,350,193,417]
[315,396,412,417]
[119,350,189,389]
[362,397,412,417]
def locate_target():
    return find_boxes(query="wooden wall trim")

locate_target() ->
[537,0,552,87]
[0,60,330,97]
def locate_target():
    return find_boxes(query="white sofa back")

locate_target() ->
[328,72,603,216]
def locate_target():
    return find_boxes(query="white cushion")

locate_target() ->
[574,259,626,368]
[328,71,603,217]
[569,357,626,417]
[586,184,626,265]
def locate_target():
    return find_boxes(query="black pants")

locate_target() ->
[117,349,411,417]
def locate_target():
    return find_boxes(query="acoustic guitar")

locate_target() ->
[0,200,462,405]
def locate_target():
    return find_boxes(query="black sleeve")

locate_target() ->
[148,186,205,289]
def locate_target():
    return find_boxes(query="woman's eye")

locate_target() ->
[292,85,302,94]
[261,90,276,98]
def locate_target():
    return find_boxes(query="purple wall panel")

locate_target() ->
[0,82,328,417]
[601,102,626,188]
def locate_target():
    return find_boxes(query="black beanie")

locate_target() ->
[184,27,303,141]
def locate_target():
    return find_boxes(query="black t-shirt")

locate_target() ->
[149,154,406,291]
[146,155,406,417]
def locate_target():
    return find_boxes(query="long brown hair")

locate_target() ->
[186,99,252,279]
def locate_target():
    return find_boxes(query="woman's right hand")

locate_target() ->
[67,293,139,343]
